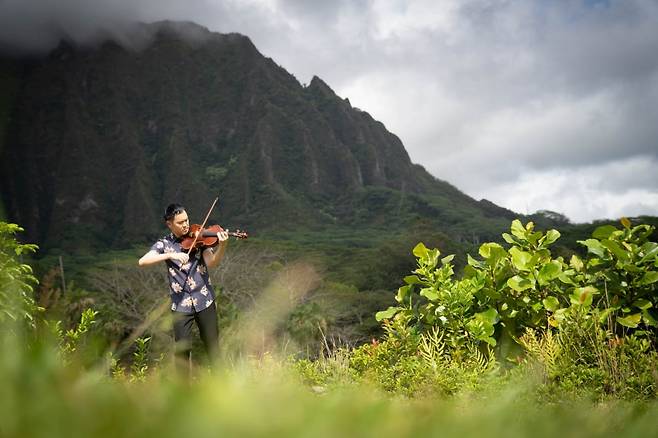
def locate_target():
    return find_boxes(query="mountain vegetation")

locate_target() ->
[0,20,514,256]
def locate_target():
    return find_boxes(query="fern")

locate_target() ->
[419,327,446,370]
[519,328,561,378]
[465,342,496,374]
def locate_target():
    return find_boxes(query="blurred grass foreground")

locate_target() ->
[2,333,658,438]
[2,220,658,437]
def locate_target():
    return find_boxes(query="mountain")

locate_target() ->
[0,21,516,253]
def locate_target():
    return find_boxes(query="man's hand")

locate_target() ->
[169,252,189,264]
[216,229,229,243]
[204,230,229,268]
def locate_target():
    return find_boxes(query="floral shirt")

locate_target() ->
[150,233,216,314]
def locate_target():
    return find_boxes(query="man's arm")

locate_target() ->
[139,250,189,267]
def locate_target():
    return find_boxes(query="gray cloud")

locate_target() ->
[1,0,657,222]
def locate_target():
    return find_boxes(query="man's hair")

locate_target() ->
[163,203,186,221]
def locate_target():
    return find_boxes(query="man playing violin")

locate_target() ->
[138,203,229,369]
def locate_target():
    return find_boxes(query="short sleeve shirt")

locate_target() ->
[150,233,216,314]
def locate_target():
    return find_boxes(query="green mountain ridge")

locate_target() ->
[0,21,569,254]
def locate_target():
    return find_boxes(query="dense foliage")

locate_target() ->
[297,218,658,399]
[1,219,658,437]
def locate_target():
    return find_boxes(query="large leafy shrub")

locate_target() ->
[367,218,658,397]
[0,222,41,328]
[569,218,658,334]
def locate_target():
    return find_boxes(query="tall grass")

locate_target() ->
[2,320,658,438]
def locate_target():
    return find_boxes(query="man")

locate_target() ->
[138,203,229,369]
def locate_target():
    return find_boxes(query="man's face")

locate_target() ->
[166,210,190,238]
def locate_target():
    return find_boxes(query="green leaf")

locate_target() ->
[509,247,533,271]
[558,269,577,286]
[507,275,534,292]
[617,313,641,328]
[592,225,618,240]
[570,286,597,307]
[419,248,440,270]
[642,310,658,327]
[375,306,401,321]
[502,233,516,244]
[463,265,478,278]
[633,224,653,240]
[467,254,485,269]
[640,242,658,263]
[466,312,497,346]
[569,254,584,272]
[639,271,658,286]
[543,296,560,312]
[420,287,439,301]
[403,275,420,285]
[395,285,411,303]
[477,307,500,325]
[543,229,561,246]
[553,308,568,325]
[478,242,505,262]
[441,254,455,265]
[633,299,653,310]
[511,219,526,239]
[538,260,562,285]
[528,231,543,245]
[578,239,606,258]
[620,217,631,229]
[479,243,492,259]
[601,239,630,261]
[412,242,429,259]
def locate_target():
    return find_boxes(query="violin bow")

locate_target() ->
[185,196,219,256]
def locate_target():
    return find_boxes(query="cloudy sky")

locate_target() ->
[2,0,657,223]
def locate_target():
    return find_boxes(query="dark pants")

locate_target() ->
[172,302,218,370]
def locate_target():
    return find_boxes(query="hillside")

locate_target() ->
[0,21,515,253]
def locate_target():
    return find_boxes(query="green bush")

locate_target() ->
[0,222,41,328]
[368,218,658,397]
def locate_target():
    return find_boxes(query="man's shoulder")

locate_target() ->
[151,234,176,251]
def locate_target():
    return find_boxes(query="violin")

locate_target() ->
[180,223,248,251]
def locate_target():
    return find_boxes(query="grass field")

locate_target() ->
[2,337,657,438]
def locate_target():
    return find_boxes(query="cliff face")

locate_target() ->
[0,21,513,251]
